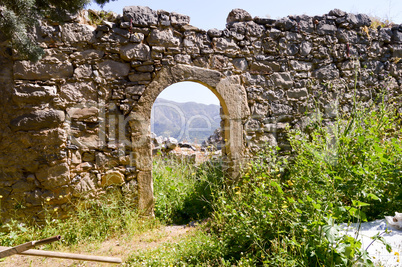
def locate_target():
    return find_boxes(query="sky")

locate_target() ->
[87,0,402,105]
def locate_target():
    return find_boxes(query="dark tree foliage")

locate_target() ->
[0,0,115,61]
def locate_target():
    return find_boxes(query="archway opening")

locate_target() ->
[150,81,224,224]
[151,81,222,145]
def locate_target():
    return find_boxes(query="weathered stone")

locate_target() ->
[11,109,65,131]
[355,14,371,27]
[379,28,392,43]
[329,9,346,17]
[62,23,95,43]
[232,58,248,71]
[213,37,239,53]
[174,54,191,64]
[165,137,178,150]
[300,41,312,56]
[36,163,70,189]
[73,134,100,150]
[67,107,99,122]
[250,61,280,73]
[128,73,152,82]
[12,84,57,104]
[59,82,97,103]
[123,6,158,26]
[392,45,402,57]
[120,43,151,61]
[317,23,337,35]
[74,64,92,78]
[345,13,359,27]
[170,12,190,26]
[99,60,130,78]
[14,61,73,80]
[73,173,95,196]
[147,29,181,47]
[287,88,308,99]
[135,65,154,72]
[71,50,104,62]
[392,30,402,43]
[101,170,125,186]
[208,28,222,38]
[275,17,297,31]
[314,64,340,80]
[126,85,146,95]
[226,9,252,24]
[253,17,276,25]
[290,60,313,71]
[270,72,293,88]
[130,32,145,43]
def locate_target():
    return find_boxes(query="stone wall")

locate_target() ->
[0,6,401,221]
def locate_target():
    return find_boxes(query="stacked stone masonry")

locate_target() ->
[0,6,401,221]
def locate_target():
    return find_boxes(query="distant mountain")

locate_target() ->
[151,98,221,143]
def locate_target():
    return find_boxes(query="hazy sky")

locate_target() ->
[87,0,402,105]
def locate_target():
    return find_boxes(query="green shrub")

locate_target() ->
[153,155,224,224]
[205,98,401,266]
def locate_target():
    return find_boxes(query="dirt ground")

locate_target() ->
[0,225,195,266]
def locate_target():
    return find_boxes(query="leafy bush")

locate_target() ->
[205,98,401,266]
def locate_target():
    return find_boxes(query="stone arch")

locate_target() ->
[128,64,250,214]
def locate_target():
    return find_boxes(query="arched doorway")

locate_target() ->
[128,65,250,215]
[151,81,221,144]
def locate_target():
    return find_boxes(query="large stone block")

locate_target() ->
[14,61,73,80]
[12,84,57,104]
[62,23,96,43]
[123,6,158,26]
[98,60,130,78]
[120,43,150,61]
[314,64,340,80]
[270,72,293,89]
[147,29,181,47]
[11,109,65,131]
[226,9,252,24]
[287,88,308,99]
[67,107,99,122]
[101,170,125,187]
[36,163,70,189]
[213,37,240,53]
[59,82,97,103]
[170,12,190,26]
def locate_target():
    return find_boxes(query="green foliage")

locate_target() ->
[201,96,401,266]
[289,99,402,221]
[369,16,394,29]
[0,0,112,61]
[0,189,159,248]
[153,155,224,224]
[127,230,224,266]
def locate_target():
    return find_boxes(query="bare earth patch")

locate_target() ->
[0,225,195,266]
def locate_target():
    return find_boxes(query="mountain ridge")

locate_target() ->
[151,98,221,143]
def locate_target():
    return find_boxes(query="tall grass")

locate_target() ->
[0,189,160,248]
[153,155,224,224]
[0,155,223,250]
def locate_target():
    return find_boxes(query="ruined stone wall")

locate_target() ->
[0,6,401,221]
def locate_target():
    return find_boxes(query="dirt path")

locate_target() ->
[0,225,195,266]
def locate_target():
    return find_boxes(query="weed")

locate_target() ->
[153,155,224,224]
[0,189,160,248]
